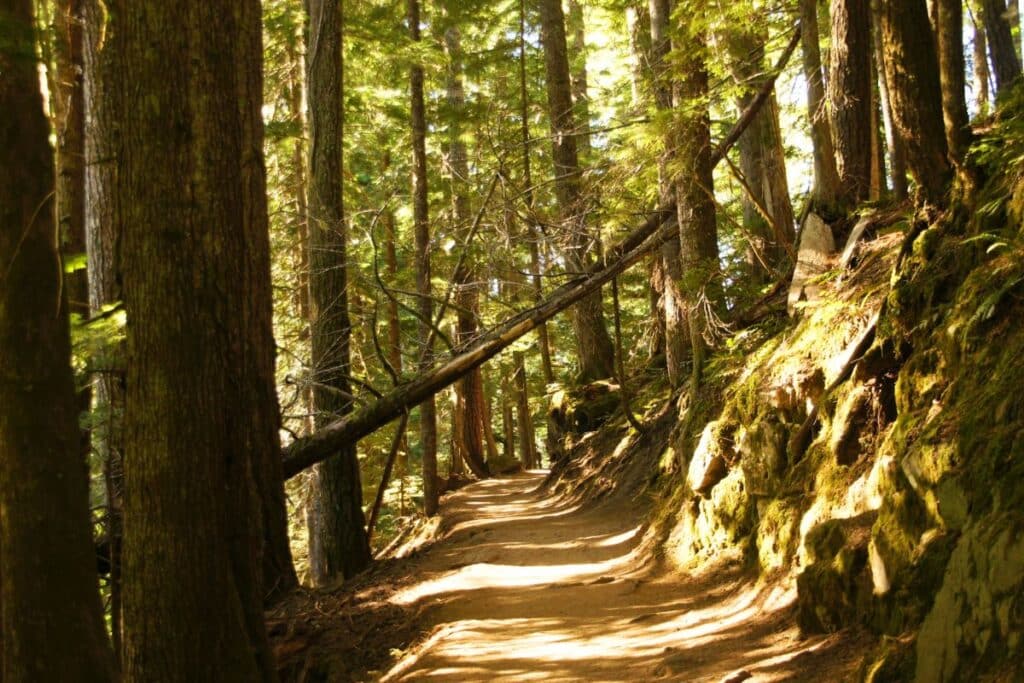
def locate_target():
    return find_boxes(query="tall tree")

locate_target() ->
[650,0,689,388]
[115,0,281,677]
[673,11,719,387]
[409,0,439,516]
[445,22,490,479]
[724,22,796,280]
[567,0,593,159]
[936,0,973,165]
[305,0,372,584]
[801,0,843,211]
[979,0,1022,91]
[520,0,556,386]
[538,0,616,383]
[829,0,874,205]
[0,0,114,677]
[871,0,908,200]
[972,8,992,117]
[881,0,953,203]
[83,0,126,649]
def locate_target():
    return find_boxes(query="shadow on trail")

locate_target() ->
[381,473,865,682]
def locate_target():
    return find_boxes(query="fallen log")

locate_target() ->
[281,24,802,479]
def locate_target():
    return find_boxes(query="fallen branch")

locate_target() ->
[281,23,802,479]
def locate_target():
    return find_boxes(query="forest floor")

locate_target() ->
[362,471,868,682]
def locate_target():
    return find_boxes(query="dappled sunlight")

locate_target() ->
[381,473,852,681]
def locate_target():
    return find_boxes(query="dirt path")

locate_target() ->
[379,472,864,682]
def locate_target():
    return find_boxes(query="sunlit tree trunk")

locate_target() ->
[0,2,115,677]
[514,351,538,469]
[829,0,874,205]
[539,0,616,384]
[82,0,126,652]
[972,7,992,117]
[409,0,439,516]
[305,0,371,584]
[673,20,719,387]
[567,0,593,159]
[936,0,973,165]
[872,0,908,200]
[801,0,843,212]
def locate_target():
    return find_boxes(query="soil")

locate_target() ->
[364,471,869,682]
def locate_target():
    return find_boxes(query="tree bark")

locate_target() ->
[520,0,556,387]
[514,351,538,469]
[567,0,593,159]
[972,6,992,117]
[538,0,616,383]
[881,0,953,203]
[445,23,490,480]
[936,0,973,165]
[872,0,908,200]
[305,0,371,585]
[725,25,796,281]
[115,0,279,677]
[409,0,439,516]
[649,0,688,388]
[979,0,1022,92]
[0,2,115,677]
[802,0,844,211]
[673,21,719,387]
[829,0,875,205]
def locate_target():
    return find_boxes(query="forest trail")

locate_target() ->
[380,472,864,682]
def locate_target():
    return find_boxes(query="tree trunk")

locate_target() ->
[502,373,516,462]
[538,0,616,384]
[304,0,371,585]
[82,0,127,654]
[409,0,439,516]
[242,0,297,604]
[972,7,992,117]
[567,0,593,159]
[829,0,874,205]
[936,0,973,165]
[979,0,1022,91]
[445,23,490,480]
[801,0,844,211]
[115,0,279,677]
[673,21,720,387]
[872,0,909,200]
[649,0,689,388]
[0,2,115,677]
[625,2,650,108]
[513,352,538,469]
[881,0,953,203]
[725,25,796,280]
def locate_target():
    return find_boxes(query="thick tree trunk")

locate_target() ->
[115,0,279,678]
[979,0,1022,91]
[625,3,650,107]
[802,0,844,211]
[0,2,115,678]
[305,0,371,585]
[725,26,796,281]
[881,0,953,203]
[409,0,439,516]
[936,0,973,165]
[538,0,616,383]
[567,0,593,159]
[829,0,875,205]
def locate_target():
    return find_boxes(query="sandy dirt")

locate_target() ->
[378,472,866,682]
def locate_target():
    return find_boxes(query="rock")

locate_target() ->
[840,214,874,269]
[721,670,752,683]
[830,384,872,465]
[788,212,836,315]
[737,417,787,495]
[687,421,732,496]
